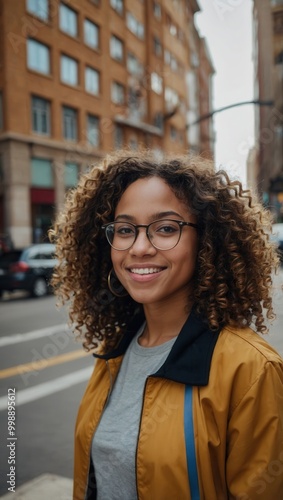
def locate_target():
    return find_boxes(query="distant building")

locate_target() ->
[251,0,283,221]
[0,0,214,247]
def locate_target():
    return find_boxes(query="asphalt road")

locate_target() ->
[0,294,94,496]
[0,270,282,496]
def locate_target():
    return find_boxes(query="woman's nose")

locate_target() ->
[129,229,156,255]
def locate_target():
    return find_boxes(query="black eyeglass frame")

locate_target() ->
[101,219,199,251]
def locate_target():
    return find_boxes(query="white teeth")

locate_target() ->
[130,268,162,275]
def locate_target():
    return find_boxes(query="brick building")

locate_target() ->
[0,0,214,247]
[249,0,283,220]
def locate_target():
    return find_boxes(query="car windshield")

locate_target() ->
[272,224,283,240]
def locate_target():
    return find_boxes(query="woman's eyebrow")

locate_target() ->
[150,211,184,220]
[115,211,184,221]
[115,214,135,221]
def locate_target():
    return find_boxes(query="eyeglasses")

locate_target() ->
[102,219,198,251]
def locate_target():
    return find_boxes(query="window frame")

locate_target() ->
[87,114,100,147]
[111,81,125,105]
[151,72,163,95]
[84,18,99,50]
[60,54,79,86]
[31,157,53,187]
[31,95,51,136]
[26,0,49,21]
[85,66,100,95]
[27,38,50,75]
[110,0,124,15]
[153,35,162,57]
[110,35,124,62]
[62,105,78,141]
[59,3,78,38]
[153,1,161,20]
[126,12,144,39]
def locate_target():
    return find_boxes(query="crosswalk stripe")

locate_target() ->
[0,366,94,411]
[0,324,68,347]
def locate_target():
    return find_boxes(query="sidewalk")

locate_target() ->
[0,474,73,499]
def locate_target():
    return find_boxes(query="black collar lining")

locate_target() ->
[93,310,220,386]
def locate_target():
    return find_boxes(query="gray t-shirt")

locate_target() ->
[91,325,177,500]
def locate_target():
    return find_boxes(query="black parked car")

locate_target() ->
[0,243,56,298]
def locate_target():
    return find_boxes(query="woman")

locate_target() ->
[50,151,283,500]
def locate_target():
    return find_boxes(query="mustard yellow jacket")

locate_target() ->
[74,312,283,500]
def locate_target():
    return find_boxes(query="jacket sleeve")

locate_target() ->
[226,359,283,499]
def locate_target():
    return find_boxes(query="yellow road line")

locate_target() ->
[0,349,90,379]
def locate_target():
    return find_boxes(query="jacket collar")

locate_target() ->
[93,309,220,386]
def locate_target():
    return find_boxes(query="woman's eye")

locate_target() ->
[116,226,135,236]
[156,224,177,234]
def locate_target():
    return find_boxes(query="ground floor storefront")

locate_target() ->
[0,136,101,248]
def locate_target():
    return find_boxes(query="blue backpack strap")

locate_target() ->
[184,385,201,500]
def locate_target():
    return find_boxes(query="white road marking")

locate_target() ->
[0,324,69,347]
[0,366,93,411]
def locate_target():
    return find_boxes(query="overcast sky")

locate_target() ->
[195,0,254,185]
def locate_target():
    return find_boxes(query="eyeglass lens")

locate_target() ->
[105,220,182,250]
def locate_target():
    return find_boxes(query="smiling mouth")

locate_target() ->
[129,267,165,275]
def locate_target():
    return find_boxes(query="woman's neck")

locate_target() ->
[139,296,193,347]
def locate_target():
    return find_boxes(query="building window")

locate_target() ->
[114,125,124,148]
[27,39,50,74]
[164,49,170,65]
[84,19,99,49]
[85,67,100,95]
[153,36,162,57]
[31,158,53,187]
[26,0,49,21]
[110,0,124,15]
[111,81,125,104]
[110,35,124,61]
[65,162,78,188]
[127,52,143,76]
[151,72,163,95]
[87,114,100,147]
[165,87,179,111]
[166,15,177,37]
[59,3,78,37]
[126,12,144,39]
[31,96,50,135]
[62,106,77,141]
[153,112,163,131]
[61,55,78,86]
[170,55,178,72]
[153,1,161,20]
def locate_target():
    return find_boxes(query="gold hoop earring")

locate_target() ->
[107,268,128,298]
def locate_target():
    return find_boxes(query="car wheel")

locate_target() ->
[31,277,48,298]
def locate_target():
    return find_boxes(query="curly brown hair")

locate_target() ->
[49,150,279,352]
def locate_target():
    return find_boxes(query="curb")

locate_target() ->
[0,474,73,499]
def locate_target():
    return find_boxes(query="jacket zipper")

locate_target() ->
[83,359,115,500]
[135,376,152,500]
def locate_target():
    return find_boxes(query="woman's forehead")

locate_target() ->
[114,177,194,221]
